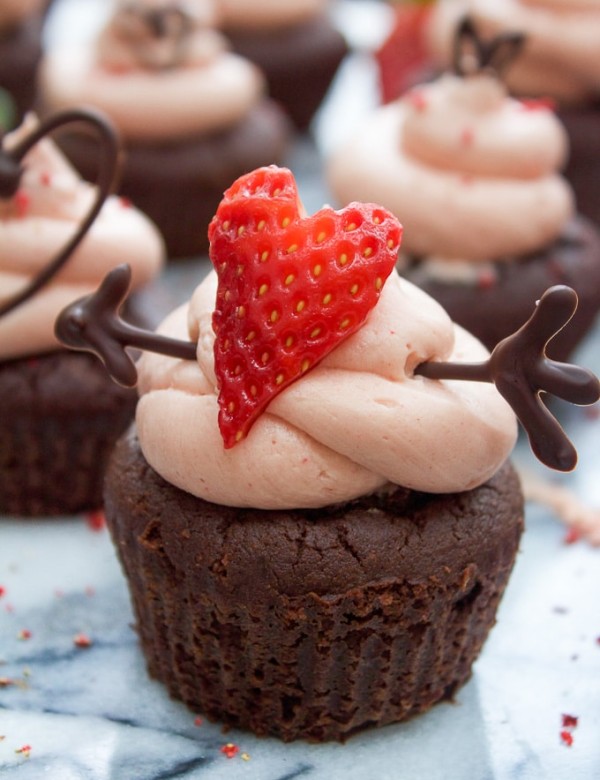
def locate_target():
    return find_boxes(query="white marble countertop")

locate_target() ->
[2,1,600,777]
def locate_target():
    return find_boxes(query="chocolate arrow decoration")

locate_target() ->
[55,266,599,472]
[453,15,525,79]
[0,107,120,318]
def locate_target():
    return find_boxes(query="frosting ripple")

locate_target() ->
[135,270,517,509]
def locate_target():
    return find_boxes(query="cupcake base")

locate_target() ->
[0,350,137,517]
[401,216,600,361]
[105,427,524,742]
[53,100,290,258]
[223,15,348,130]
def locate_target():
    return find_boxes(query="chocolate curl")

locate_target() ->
[415,286,600,472]
[55,264,197,387]
[453,15,525,79]
[56,270,599,472]
[0,108,120,318]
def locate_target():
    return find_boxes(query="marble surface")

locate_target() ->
[2,1,600,778]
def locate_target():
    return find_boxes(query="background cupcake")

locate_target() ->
[216,0,348,130]
[38,0,291,258]
[426,0,600,225]
[327,65,600,360]
[0,111,164,516]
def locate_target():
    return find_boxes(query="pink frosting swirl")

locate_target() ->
[39,1,265,141]
[0,117,164,360]
[328,73,574,262]
[135,270,517,509]
[427,0,600,104]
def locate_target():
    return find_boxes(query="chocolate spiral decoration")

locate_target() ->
[0,107,120,318]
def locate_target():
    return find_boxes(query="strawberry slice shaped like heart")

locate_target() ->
[208,166,403,448]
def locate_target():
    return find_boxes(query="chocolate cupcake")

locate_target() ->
[327,51,600,360]
[426,0,600,225]
[57,166,599,741]
[217,0,348,130]
[38,0,290,258]
[0,110,164,517]
[0,0,45,123]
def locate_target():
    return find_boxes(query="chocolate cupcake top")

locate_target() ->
[427,0,600,105]
[0,115,164,360]
[39,0,267,142]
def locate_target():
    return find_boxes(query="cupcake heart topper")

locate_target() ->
[55,166,600,470]
[452,15,525,79]
[0,107,120,318]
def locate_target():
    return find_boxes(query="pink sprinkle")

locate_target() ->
[5,603,14,613]
[15,745,32,757]
[520,97,556,112]
[460,127,475,146]
[563,528,582,545]
[17,629,32,641]
[73,633,92,649]
[0,586,5,598]
[86,511,106,532]
[85,586,96,597]
[40,171,52,186]
[407,89,428,112]
[14,190,30,218]
[460,174,474,186]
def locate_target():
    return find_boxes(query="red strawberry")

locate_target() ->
[208,166,403,448]
[376,4,433,103]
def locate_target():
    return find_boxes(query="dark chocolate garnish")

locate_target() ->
[415,286,599,471]
[55,267,599,472]
[55,264,197,387]
[453,16,525,79]
[0,107,120,318]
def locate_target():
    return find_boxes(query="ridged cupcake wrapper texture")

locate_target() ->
[106,482,520,741]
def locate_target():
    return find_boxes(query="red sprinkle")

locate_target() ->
[194,716,203,727]
[86,511,106,532]
[17,629,32,641]
[460,127,475,146]
[119,196,132,209]
[560,730,574,747]
[0,586,5,598]
[476,269,496,290]
[14,190,30,219]
[520,97,557,112]
[73,633,92,649]
[563,528,582,545]
[40,171,52,186]
[562,714,579,729]
[220,743,239,759]
[407,88,428,112]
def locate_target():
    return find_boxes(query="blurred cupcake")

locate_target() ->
[38,0,290,258]
[328,56,600,360]
[0,0,45,123]
[427,0,600,224]
[217,0,348,129]
[0,111,164,516]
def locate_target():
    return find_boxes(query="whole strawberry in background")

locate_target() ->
[208,166,403,447]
